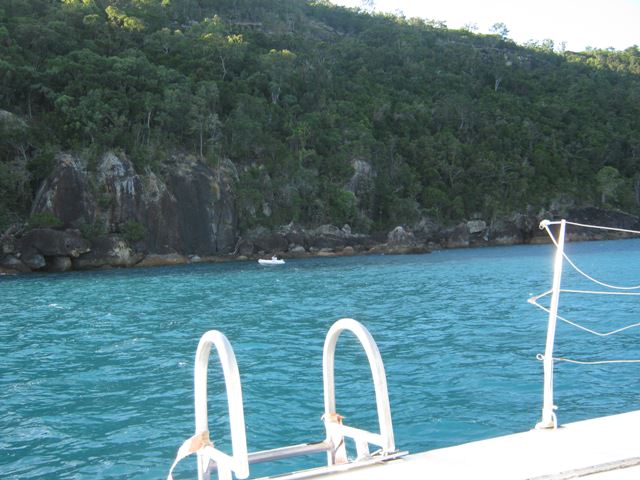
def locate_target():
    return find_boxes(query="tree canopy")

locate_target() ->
[1,0,640,232]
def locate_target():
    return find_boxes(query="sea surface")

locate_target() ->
[2,239,640,479]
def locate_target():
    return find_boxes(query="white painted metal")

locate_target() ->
[189,319,397,480]
[537,219,566,429]
[193,330,249,479]
[322,318,396,465]
[247,442,332,464]
[277,410,640,480]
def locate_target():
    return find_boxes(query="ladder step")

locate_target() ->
[248,441,332,464]
[207,441,332,473]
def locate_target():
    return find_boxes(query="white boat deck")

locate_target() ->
[275,410,640,480]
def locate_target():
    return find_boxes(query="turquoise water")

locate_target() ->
[2,241,640,479]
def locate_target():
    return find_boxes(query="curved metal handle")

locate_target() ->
[322,318,395,462]
[194,330,249,479]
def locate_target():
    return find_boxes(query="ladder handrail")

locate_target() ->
[194,330,249,480]
[173,320,398,479]
[323,318,396,463]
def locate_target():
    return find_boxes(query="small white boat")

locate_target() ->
[258,256,285,266]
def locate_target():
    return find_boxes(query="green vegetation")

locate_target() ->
[28,212,63,229]
[121,219,146,243]
[1,0,639,233]
[79,220,106,240]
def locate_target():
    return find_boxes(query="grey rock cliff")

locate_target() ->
[31,154,95,227]
[30,152,238,257]
[18,228,90,257]
[96,152,144,230]
[168,158,238,254]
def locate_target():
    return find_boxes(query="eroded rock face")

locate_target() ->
[73,236,143,270]
[238,222,378,256]
[488,215,535,245]
[30,152,239,256]
[442,223,469,248]
[136,253,189,268]
[488,220,524,245]
[96,152,143,230]
[15,149,640,273]
[0,255,30,273]
[467,220,487,235]
[347,159,376,218]
[211,159,239,253]
[48,256,72,272]
[387,226,416,246]
[21,251,46,270]
[168,158,238,255]
[139,172,179,254]
[307,224,360,250]
[280,223,309,250]
[241,226,293,254]
[566,207,640,237]
[18,228,90,257]
[31,154,95,227]
[1,234,16,255]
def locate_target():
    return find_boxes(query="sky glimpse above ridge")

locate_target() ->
[331,0,640,52]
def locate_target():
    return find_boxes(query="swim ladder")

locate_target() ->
[168,318,402,480]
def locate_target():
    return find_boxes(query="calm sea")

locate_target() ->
[2,240,640,479]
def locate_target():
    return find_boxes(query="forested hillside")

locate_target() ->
[2,0,640,234]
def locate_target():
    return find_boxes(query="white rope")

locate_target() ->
[529,297,640,337]
[557,358,640,365]
[537,353,640,365]
[562,254,640,290]
[544,220,640,236]
[560,289,640,296]
[532,289,640,299]
[531,219,640,375]
[543,223,640,290]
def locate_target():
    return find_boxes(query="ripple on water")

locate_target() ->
[1,241,640,478]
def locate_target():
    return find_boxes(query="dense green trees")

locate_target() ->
[1,0,639,233]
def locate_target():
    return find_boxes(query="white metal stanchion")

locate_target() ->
[536,219,566,429]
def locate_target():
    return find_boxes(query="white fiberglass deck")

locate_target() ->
[298,410,640,480]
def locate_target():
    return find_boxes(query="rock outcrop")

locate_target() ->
[0,150,242,273]
[31,155,95,227]
[3,149,640,275]
[0,255,31,273]
[72,236,143,270]
[30,152,238,256]
[563,207,640,241]
[347,159,376,221]
[95,151,144,232]
[18,228,90,258]
[0,227,90,272]
[239,223,375,257]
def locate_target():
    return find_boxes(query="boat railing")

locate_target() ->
[529,219,640,429]
[169,318,401,480]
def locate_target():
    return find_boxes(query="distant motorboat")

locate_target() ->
[258,256,285,266]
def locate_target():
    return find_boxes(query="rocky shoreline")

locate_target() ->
[2,151,640,275]
[2,206,639,275]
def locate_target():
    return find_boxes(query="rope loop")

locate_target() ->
[542,221,640,290]
[532,219,640,366]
